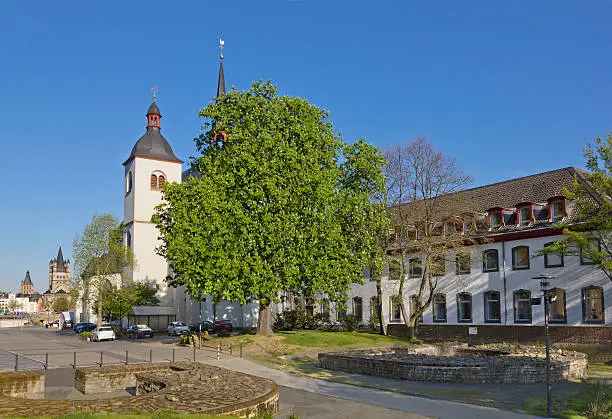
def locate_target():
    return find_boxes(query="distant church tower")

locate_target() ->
[49,247,70,293]
[123,92,183,305]
[20,271,35,295]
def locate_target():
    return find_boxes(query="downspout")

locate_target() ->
[502,241,508,325]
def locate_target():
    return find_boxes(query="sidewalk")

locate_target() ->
[203,354,543,419]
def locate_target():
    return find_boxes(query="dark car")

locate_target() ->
[213,320,233,333]
[127,324,154,339]
[73,322,97,333]
[190,321,215,333]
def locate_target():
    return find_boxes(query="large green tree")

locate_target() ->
[101,282,160,322]
[539,134,612,282]
[73,214,135,327]
[156,81,387,335]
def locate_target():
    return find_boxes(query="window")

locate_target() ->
[431,255,446,276]
[370,296,379,323]
[544,242,564,268]
[455,253,471,274]
[388,259,401,280]
[484,291,501,323]
[582,286,604,323]
[321,299,330,317]
[550,199,565,221]
[513,290,532,323]
[512,246,530,270]
[409,295,423,323]
[126,171,133,194]
[432,293,446,323]
[519,206,531,226]
[336,307,347,322]
[150,174,158,189]
[353,297,363,322]
[126,230,132,248]
[409,258,422,278]
[389,295,402,322]
[482,249,499,272]
[158,175,166,188]
[581,239,601,265]
[549,288,566,323]
[305,298,315,317]
[457,293,472,323]
[490,211,501,230]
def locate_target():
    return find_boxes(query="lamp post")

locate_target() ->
[533,274,553,416]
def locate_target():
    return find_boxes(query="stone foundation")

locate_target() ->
[0,371,44,399]
[0,362,279,418]
[319,346,588,384]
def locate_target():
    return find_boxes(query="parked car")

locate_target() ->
[167,321,189,336]
[74,322,97,333]
[62,320,73,330]
[213,319,233,333]
[91,326,116,342]
[190,321,215,333]
[127,324,154,339]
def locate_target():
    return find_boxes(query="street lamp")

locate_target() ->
[533,274,553,416]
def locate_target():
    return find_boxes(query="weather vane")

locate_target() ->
[219,38,224,59]
[151,86,158,102]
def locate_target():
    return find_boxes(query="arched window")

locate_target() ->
[455,252,471,274]
[582,286,604,323]
[483,290,501,323]
[126,171,133,194]
[513,289,532,323]
[432,293,446,323]
[158,175,166,188]
[549,288,566,323]
[457,293,472,323]
[482,249,499,272]
[544,242,564,268]
[150,174,158,189]
[512,246,530,270]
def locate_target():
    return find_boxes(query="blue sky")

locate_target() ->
[1,1,611,292]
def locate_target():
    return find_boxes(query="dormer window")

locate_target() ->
[550,198,566,221]
[489,211,501,230]
[518,205,531,226]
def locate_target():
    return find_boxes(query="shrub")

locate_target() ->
[342,314,359,332]
[79,331,93,339]
[178,332,199,347]
[111,325,123,339]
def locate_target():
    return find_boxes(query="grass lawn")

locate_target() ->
[524,381,612,419]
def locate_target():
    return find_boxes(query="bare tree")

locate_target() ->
[385,138,473,339]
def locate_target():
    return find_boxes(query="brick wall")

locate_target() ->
[0,371,44,399]
[388,324,612,344]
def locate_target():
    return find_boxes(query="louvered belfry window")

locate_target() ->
[150,174,158,189]
[158,175,166,188]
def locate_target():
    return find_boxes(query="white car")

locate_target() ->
[167,321,189,336]
[91,326,116,342]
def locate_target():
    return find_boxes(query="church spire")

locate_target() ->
[56,246,66,273]
[146,87,162,129]
[217,39,226,97]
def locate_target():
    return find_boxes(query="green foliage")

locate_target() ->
[52,297,71,313]
[155,81,387,334]
[538,134,612,283]
[178,332,199,347]
[525,381,612,419]
[342,314,359,332]
[273,309,324,331]
[278,330,405,347]
[79,331,93,338]
[100,282,160,322]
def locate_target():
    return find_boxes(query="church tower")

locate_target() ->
[20,271,35,295]
[123,93,183,305]
[49,247,70,293]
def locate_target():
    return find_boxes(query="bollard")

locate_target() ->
[193,345,196,362]
[99,351,103,367]
[217,343,220,360]
[73,352,76,369]
[45,353,49,370]
[172,348,175,363]
[149,348,152,363]
[125,350,129,365]
[14,353,19,371]
[230,343,233,356]
[240,343,243,358]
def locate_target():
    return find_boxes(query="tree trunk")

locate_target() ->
[407,325,417,340]
[376,278,386,335]
[257,301,274,336]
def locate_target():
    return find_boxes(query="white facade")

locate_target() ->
[0,293,37,314]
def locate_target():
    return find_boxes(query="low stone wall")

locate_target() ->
[0,362,279,418]
[388,324,612,344]
[0,371,44,399]
[75,363,171,394]
[319,347,588,384]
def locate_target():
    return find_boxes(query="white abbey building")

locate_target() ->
[122,55,259,331]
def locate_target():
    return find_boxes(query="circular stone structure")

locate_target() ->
[0,362,279,417]
[318,345,588,384]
